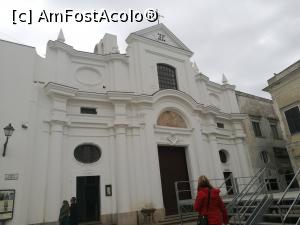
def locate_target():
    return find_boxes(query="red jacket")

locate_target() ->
[194,187,228,225]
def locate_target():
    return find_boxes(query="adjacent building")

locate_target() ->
[0,24,252,225]
[235,91,294,190]
[264,60,300,175]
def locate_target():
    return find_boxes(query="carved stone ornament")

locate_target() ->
[167,134,178,145]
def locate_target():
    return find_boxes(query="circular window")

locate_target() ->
[74,144,101,164]
[219,150,229,163]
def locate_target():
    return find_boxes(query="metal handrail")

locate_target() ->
[283,192,300,223]
[227,165,267,210]
[240,183,267,218]
[277,168,300,205]
[276,168,300,224]
[239,182,264,215]
[237,177,268,225]
[237,166,268,204]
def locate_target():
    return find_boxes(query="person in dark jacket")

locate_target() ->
[69,197,79,225]
[59,200,69,225]
[194,175,229,225]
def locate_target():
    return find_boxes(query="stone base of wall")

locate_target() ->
[30,222,58,225]
[29,208,165,225]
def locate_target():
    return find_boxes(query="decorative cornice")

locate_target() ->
[264,59,300,92]
[236,90,272,103]
[126,34,193,57]
[195,73,210,82]
[129,23,192,53]
[47,40,129,64]
[45,82,78,97]
[43,82,246,122]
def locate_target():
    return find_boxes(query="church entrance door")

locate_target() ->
[76,176,100,222]
[158,146,191,215]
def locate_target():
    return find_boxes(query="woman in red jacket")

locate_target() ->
[194,175,229,225]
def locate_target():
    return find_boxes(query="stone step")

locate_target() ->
[79,222,102,225]
[163,212,197,220]
[263,213,300,218]
[158,213,198,225]
[259,223,295,225]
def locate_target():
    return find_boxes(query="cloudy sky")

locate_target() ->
[1,0,300,98]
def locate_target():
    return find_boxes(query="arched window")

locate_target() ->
[157,64,178,90]
[260,151,269,164]
[74,144,101,164]
[157,111,187,128]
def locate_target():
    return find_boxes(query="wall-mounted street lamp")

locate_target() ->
[2,123,15,157]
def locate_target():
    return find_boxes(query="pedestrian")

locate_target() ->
[69,197,79,225]
[59,200,70,225]
[194,175,229,225]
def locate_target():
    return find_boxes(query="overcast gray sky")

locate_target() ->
[1,0,300,98]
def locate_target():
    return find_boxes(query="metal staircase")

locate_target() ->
[227,164,273,225]
[158,167,300,225]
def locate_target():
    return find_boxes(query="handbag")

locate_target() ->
[197,189,211,225]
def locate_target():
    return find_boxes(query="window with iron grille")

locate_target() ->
[251,121,263,137]
[80,107,97,115]
[157,64,178,90]
[74,144,101,164]
[284,106,300,135]
[260,151,269,164]
[217,123,224,128]
[270,123,279,139]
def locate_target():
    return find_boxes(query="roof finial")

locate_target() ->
[156,9,164,24]
[222,74,228,84]
[192,61,199,73]
[57,28,65,42]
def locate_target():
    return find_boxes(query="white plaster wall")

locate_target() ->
[0,40,39,225]
[64,129,113,215]
[127,40,199,98]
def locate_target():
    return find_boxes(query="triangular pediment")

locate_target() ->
[127,23,193,54]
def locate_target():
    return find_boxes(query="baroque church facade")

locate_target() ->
[0,24,251,225]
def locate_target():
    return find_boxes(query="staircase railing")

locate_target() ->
[226,163,271,225]
[276,168,300,225]
[226,164,268,211]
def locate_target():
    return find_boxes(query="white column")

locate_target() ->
[132,127,145,209]
[235,138,251,177]
[115,125,131,213]
[192,117,214,178]
[139,124,152,204]
[45,122,64,222]
[109,128,117,217]
[208,134,224,180]
[144,117,164,209]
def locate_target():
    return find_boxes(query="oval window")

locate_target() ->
[74,144,101,164]
[219,150,229,163]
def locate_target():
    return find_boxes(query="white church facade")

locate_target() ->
[0,24,251,225]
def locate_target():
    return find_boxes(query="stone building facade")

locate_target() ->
[264,60,300,174]
[235,91,294,190]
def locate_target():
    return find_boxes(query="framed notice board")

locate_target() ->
[0,190,15,221]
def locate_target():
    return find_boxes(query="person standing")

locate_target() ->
[194,175,229,225]
[59,200,70,225]
[69,197,79,225]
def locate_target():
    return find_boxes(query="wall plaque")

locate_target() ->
[0,189,15,221]
[4,174,19,181]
